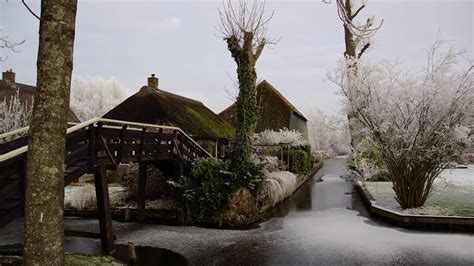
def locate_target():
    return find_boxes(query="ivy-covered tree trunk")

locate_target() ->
[226,33,261,176]
[23,0,77,264]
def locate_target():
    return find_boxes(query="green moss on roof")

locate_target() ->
[185,105,235,139]
[104,86,235,139]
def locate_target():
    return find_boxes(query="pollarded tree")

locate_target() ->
[329,40,473,209]
[218,0,273,175]
[23,0,78,264]
[325,0,382,60]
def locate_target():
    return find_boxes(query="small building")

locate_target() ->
[218,80,308,139]
[0,69,80,123]
[103,74,235,157]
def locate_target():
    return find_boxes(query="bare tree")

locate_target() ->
[0,30,25,61]
[23,0,78,264]
[218,0,273,174]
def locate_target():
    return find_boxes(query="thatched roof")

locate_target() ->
[103,85,235,139]
[0,80,80,123]
[218,80,307,132]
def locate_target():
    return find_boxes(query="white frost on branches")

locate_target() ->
[307,107,351,155]
[70,76,130,122]
[0,89,32,137]
[329,40,473,207]
[254,128,308,147]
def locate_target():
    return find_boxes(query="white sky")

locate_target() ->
[1,0,472,117]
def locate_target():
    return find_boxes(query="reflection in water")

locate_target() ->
[266,161,368,220]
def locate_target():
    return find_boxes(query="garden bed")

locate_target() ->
[64,161,325,227]
[355,165,474,232]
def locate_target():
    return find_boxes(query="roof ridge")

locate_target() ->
[257,80,307,121]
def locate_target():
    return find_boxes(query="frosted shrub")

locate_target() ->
[252,155,280,173]
[0,89,32,140]
[70,184,96,209]
[255,128,307,147]
[330,40,473,208]
[259,171,297,206]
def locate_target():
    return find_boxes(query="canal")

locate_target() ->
[0,157,473,265]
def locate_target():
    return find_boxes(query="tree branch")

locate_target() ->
[351,4,365,20]
[22,0,40,20]
[254,38,266,61]
[357,42,370,59]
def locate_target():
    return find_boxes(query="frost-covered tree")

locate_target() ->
[324,0,382,60]
[329,41,473,209]
[0,89,32,137]
[218,0,273,177]
[70,76,129,121]
[307,107,351,155]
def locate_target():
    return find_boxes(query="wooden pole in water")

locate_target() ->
[137,162,148,221]
[94,165,115,254]
[128,242,138,266]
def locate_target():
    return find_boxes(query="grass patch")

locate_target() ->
[364,181,474,217]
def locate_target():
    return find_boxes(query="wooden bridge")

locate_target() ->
[0,118,212,254]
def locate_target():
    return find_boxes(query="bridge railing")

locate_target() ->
[0,117,212,165]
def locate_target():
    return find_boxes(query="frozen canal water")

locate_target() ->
[1,157,473,265]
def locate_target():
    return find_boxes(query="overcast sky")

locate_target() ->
[1,0,472,117]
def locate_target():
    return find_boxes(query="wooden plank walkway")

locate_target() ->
[0,118,211,254]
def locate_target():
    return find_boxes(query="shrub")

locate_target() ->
[170,158,264,219]
[281,145,313,174]
[69,184,96,209]
[259,171,297,206]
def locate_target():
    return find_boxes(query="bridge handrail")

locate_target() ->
[0,117,212,163]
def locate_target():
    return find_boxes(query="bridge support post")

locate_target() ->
[137,162,148,221]
[94,165,115,255]
[176,160,184,179]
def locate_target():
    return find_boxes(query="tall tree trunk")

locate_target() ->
[227,34,259,176]
[23,1,77,264]
[343,0,356,59]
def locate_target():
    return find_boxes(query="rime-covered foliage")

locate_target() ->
[255,155,297,207]
[254,128,307,147]
[69,184,96,209]
[0,89,32,137]
[330,41,473,208]
[70,76,129,121]
[307,107,351,155]
[260,171,297,207]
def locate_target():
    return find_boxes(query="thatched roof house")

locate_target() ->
[218,80,308,139]
[103,74,235,156]
[1,70,80,123]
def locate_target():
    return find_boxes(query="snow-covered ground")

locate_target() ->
[364,165,474,216]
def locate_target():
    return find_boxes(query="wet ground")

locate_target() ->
[1,157,473,265]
